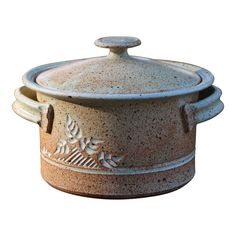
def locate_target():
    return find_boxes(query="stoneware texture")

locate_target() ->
[12,36,224,198]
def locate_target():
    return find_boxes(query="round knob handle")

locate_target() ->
[95,36,141,58]
[95,36,141,48]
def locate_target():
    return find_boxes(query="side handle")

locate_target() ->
[12,86,54,133]
[183,86,224,132]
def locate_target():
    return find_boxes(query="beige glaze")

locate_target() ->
[38,93,197,168]
[12,37,224,198]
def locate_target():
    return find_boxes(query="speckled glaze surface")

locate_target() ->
[12,36,224,198]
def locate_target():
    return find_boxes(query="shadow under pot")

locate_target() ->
[13,36,224,198]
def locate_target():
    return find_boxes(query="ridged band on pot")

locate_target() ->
[12,36,224,198]
[41,151,195,198]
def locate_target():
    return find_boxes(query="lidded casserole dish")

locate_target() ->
[13,36,223,198]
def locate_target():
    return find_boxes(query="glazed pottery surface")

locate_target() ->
[13,37,224,198]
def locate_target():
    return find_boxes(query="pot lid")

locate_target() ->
[35,36,202,95]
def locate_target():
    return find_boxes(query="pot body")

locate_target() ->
[13,59,223,198]
[38,92,198,198]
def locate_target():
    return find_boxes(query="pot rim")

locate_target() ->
[23,58,214,101]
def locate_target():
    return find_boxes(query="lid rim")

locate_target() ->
[23,60,214,101]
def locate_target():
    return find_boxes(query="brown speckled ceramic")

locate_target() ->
[13,36,224,198]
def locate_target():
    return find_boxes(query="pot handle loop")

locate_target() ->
[183,86,224,132]
[12,86,54,133]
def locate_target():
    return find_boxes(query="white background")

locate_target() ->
[0,0,235,235]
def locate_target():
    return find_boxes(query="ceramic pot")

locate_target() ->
[13,36,223,198]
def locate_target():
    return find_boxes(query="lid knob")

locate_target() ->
[95,36,141,58]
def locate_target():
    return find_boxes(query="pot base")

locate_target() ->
[45,180,191,199]
[41,153,195,199]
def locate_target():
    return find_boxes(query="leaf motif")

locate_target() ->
[90,138,104,145]
[65,144,70,154]
[41,147,52,158]
[65,115,82,143]
[71,124,79,136]
[106,159,118,167]
[49,114,125,169]
[54,139,70,154]
[79,137,103,155]
[79,138,86,150]
[97,151,124,169]
[111,156,124,162]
